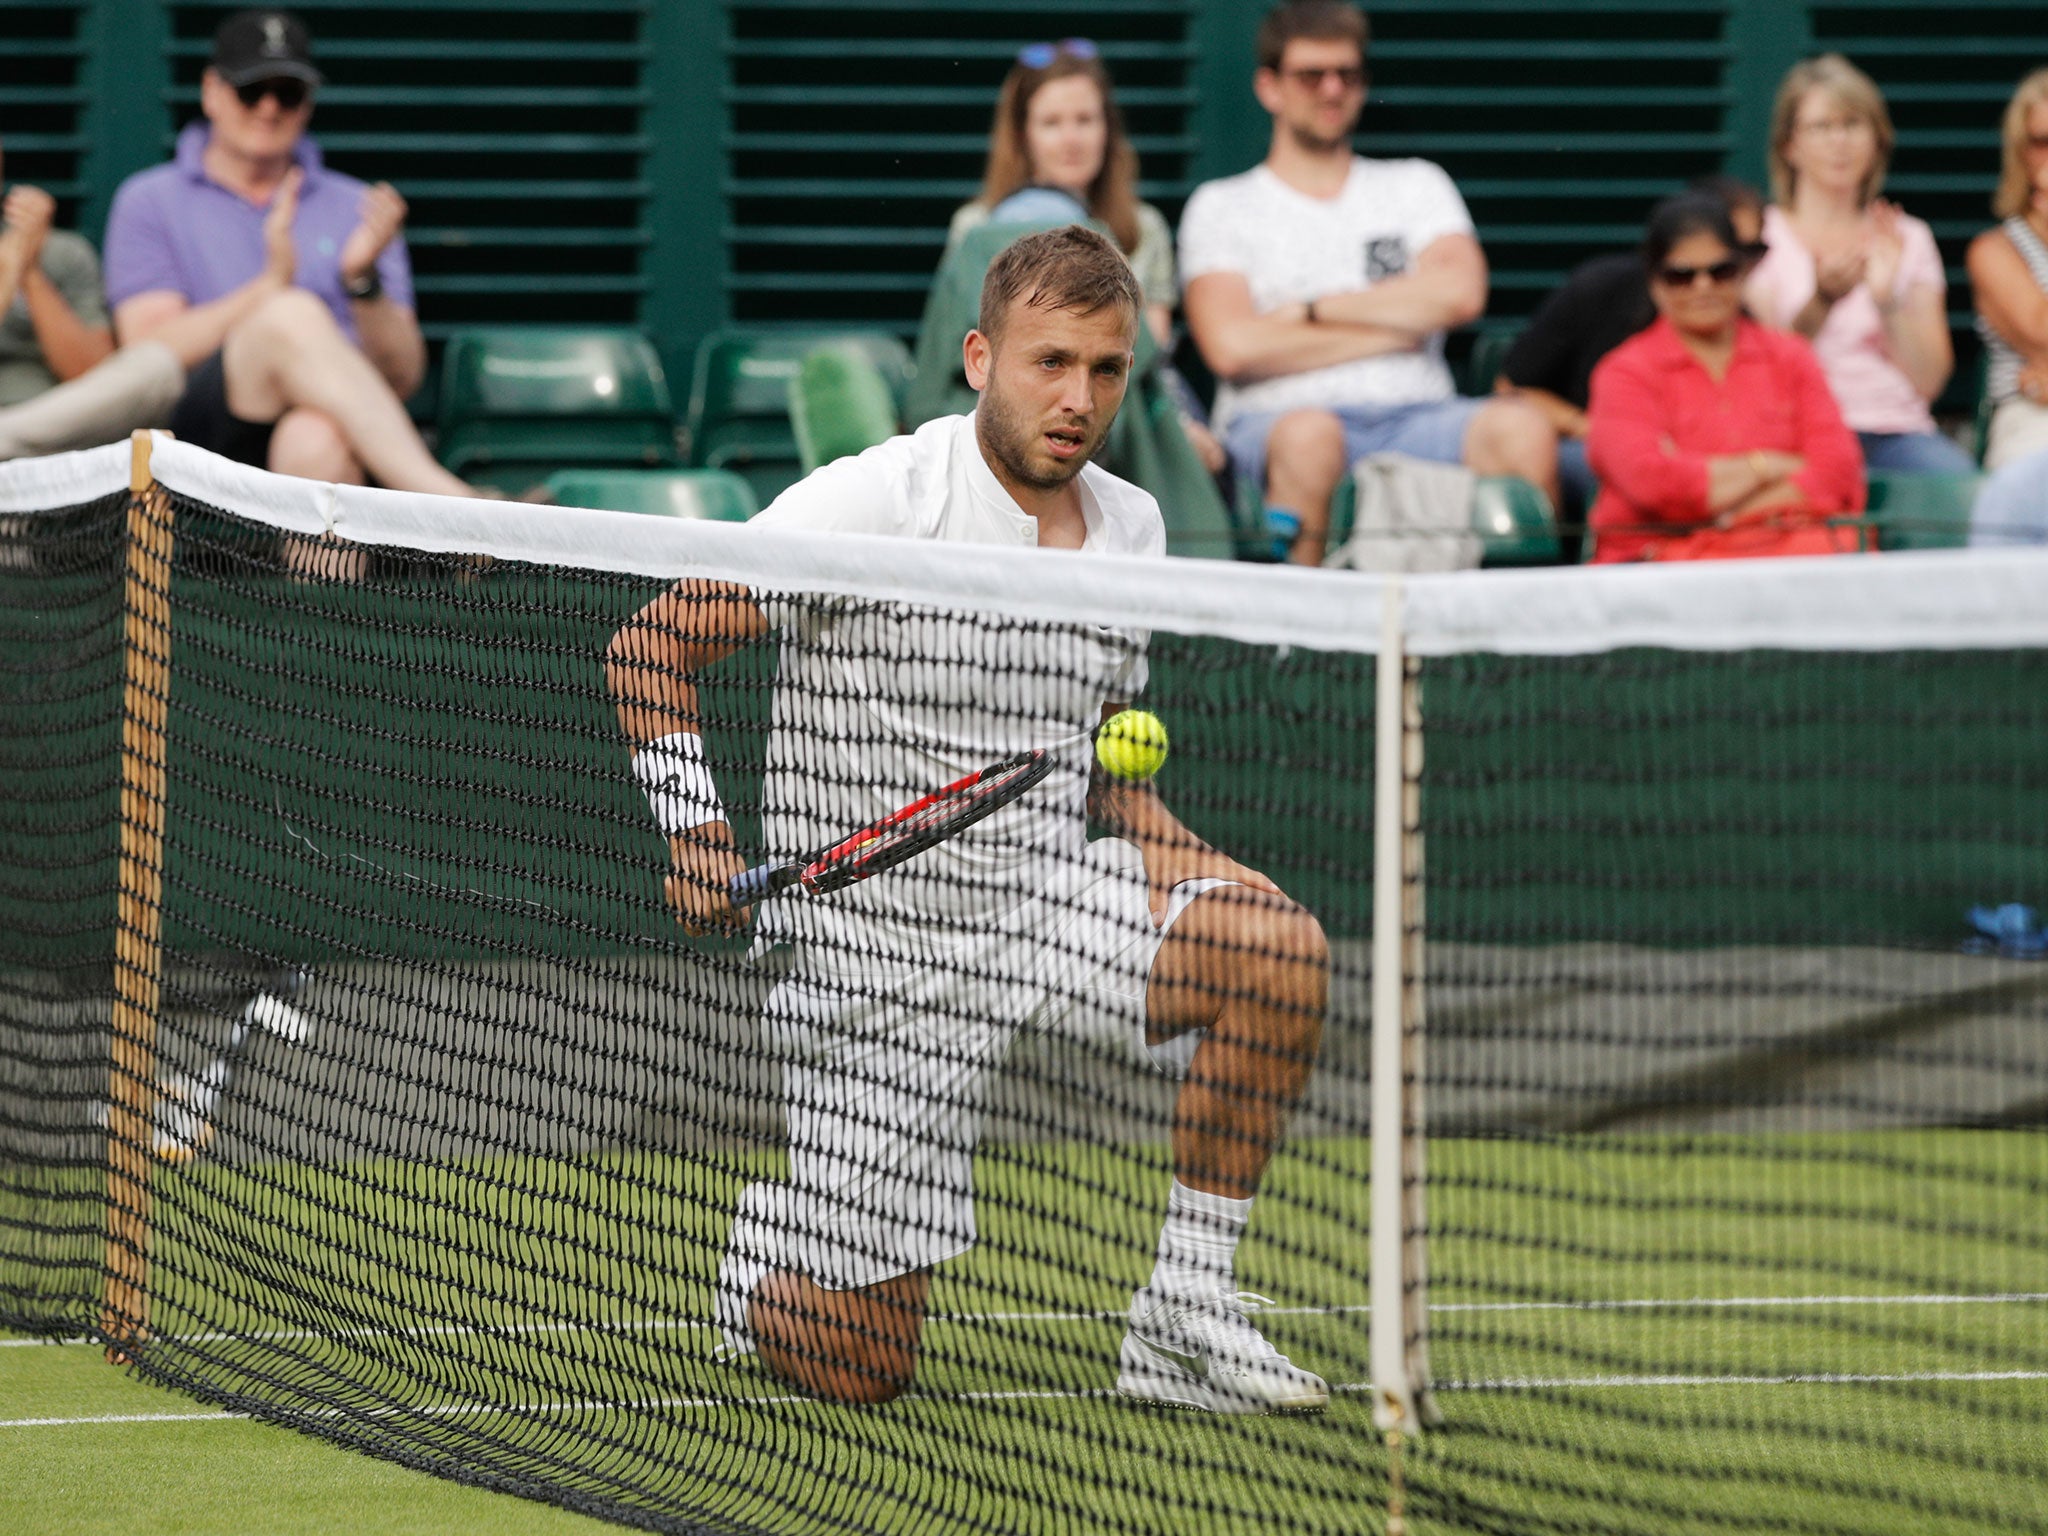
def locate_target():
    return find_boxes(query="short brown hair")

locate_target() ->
[976,225,1142,346]
[1994,67,2048,219]
[1767,54,1895,208]
[1256,1,1368,74]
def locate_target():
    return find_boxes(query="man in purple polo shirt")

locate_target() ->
[103,9,476,521]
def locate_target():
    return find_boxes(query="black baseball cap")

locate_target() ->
[211,9,323,88]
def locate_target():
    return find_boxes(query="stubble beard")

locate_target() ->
[978,384,1096,493]
[1284,117,1355,158]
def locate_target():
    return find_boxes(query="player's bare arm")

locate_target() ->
[606,579,769,934]
[1089,706,1281,922]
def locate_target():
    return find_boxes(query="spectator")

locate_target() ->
[949,40,1225,474]
[1178,0,1555,566]
[102,9,476,518]
[1496,176,1766,540]
[1969,441,2048,544]
[1587,193,1865,563]
[1744,55,1970,476]
[0,148,113,406]
[0,138,186,458]
[1967,67,2048,471]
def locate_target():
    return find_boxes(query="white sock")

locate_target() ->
[1148,1180,1252,1298]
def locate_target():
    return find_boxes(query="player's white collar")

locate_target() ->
[959,411,1105,550]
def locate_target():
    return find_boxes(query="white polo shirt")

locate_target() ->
[1178,156,1476,427]
[748,413,1166,977]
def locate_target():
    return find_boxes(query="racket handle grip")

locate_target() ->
[728,862,801,905]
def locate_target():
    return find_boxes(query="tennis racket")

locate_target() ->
[727,749,1055,903]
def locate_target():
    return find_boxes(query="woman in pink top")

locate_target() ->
[1588,193,1866,563]
[1744,55,1970,475]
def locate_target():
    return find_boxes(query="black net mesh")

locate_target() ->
[4,488,1382,1533]
[1412,648,2048,1535]
[9,479,2048,1535]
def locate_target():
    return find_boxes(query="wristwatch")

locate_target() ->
[344,268,383,302]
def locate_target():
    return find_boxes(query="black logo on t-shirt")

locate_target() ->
[1365,237,1409,282]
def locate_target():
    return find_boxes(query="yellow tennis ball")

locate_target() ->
[1095,709,1169,781]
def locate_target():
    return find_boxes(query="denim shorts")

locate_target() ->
[1223,396,1485,490]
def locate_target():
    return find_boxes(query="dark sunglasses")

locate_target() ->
[1282,65,1366,90]
[1656,257,1746,287]
[1017,38,1097,69]
[236,77,310,111]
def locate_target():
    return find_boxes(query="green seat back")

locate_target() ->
[1465,325,1523,398]
[1970,347,1994,467]
[685,328,914,505]
[1328,472,1561,566]
[543,468,758,522]
[438,328,677,480]
[790,345,901,472]
[1864,470,1982,551]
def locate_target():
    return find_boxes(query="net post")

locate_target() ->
[103,430,171,1360]
[1370,578,1436,1435]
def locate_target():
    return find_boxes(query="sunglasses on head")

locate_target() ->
[236,77,310,111]
[1016,38,1097,69]
[1656,257,1746,287]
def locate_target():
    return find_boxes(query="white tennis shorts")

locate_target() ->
[720,869,1233,1299]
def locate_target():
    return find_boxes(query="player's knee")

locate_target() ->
[750,1272,923,1406]
[1261,902,1329,1047]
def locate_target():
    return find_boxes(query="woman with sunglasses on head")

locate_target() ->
[1744,55,1971,476]
[1966,67,2048,473]
[1586,193,1865,563]
[949,38,1225,472]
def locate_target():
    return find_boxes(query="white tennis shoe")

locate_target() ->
[1116,1285,1329,1414]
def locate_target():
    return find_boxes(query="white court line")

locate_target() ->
[8,1290,2047,1351]
[8,1289,2045,1350]
[12,1368,2048,1430]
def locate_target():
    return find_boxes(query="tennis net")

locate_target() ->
[0,437,2044,1535]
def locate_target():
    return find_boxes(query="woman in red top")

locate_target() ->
[1587,192,1866,563]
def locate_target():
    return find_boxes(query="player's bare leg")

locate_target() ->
[1120,884,1331,1412]
[748,1269,929,1406]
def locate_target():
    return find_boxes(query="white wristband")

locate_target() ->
[632,731,725,837]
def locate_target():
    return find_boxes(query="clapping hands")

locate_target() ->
[338,181,407,291]
[0,183,54,273]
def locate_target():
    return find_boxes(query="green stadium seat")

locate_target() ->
[1864,470,1982,551]
[1328,471,1562,566]
[790,344,900,473]
[543,468,758,522]
[437,328,678,487]
[685,328,914,507]
[1464,325,1523,397]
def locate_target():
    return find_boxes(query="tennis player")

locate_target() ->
[607,225,1329,1413]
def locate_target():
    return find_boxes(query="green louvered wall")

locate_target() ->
[14,2,2045,397]
[0,2,92,228]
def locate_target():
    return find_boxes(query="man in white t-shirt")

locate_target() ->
[607,226,1331,1414]
[1180,0,1556,564]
